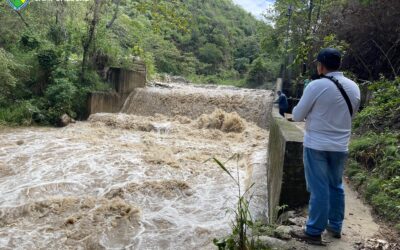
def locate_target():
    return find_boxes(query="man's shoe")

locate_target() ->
[326,226,342,239]
[291,229,325,246]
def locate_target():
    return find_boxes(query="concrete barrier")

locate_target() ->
[88,67,146,114]
[87,91,121,114]
[267,108,309,222]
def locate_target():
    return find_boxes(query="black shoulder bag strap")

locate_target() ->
[321,75,353,117]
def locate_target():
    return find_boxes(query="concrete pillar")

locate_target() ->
[107,67,146,98]
[275,78,283,95]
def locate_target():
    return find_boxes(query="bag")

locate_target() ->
[321,75,353,116]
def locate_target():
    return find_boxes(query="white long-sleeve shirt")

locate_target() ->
[292,72,361,152]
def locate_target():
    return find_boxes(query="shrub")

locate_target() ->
[198,43,224,66]
[346,160,361,178]
[234,58,250,75]
[364,178,382,201]
[0,48,18,106]
[0,101,40,126]
[38,49,60,71]
[353,78,400,133]
[48,25,68,45]
[348,133,400,229]
[349,132,398,172]
[246,58,278,87]
[348,77,400,229]
[20,31,40,50]
[44,78,77,124]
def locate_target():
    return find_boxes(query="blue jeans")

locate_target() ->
[303,147,348,236]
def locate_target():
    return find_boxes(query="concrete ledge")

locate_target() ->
[88,91,122,114]
[267,108,308,222]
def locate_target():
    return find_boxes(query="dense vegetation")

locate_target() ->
[0,0,275,126]
[347,78,400,231]
[262,0,400,93]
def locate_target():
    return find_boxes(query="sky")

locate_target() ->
[232,0,275,19]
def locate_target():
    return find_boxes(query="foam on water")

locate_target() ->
[0,85,271,249]
[121,82,273,129]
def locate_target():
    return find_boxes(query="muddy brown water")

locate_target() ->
[0,83,273,249]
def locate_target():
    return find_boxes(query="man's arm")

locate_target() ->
[292,83,319,121]
[273,95,281,104]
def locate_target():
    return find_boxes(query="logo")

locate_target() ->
[7,0,30,11]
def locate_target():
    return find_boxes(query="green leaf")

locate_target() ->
[212,157,237,183]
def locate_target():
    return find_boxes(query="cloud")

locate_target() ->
[232,0,275,19]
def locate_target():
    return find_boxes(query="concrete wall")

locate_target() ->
[267,108,309,222]
[88,66,146,115]
[275,78,283,94]
[88,91,122,114]
[108,67,146,99]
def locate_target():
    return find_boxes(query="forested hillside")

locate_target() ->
[0,0,275,125]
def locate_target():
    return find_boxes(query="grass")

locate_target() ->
[210,155,272,250]
[0,101,38,126]
[188,74,247,87]
[348,78,400,232]
[347,132,400,231]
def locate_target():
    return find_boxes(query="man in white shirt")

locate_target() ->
[291,48,361,245]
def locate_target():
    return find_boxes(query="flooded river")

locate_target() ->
[0,83,272,249]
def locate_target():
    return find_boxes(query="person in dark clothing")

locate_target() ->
[275,91,289,117]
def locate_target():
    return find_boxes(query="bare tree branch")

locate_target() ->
[350,48,373,80]
[106,0,121,29]
[15,10,29,28]
[386,38,400,56]
[371,39,397,78]
[81,0,102,80]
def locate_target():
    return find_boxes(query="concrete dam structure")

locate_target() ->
[0,67,308,249]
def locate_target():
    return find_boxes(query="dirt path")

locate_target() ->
[272,119,395,249]
[287,181,380,250]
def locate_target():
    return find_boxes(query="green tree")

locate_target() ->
[198,43,224,66]
[247,58,276,87]
[0,49,18,106]
[234,58,250,75]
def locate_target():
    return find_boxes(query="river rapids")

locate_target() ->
[0,82,273,249]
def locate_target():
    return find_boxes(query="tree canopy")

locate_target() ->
[0,0,275,125]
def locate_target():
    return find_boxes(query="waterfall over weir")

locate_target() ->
[0,82,274,249]
[121,83,273,129]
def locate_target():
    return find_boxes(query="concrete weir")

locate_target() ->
[121,84,272,129]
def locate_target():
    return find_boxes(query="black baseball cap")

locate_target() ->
[316,48,341,70]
